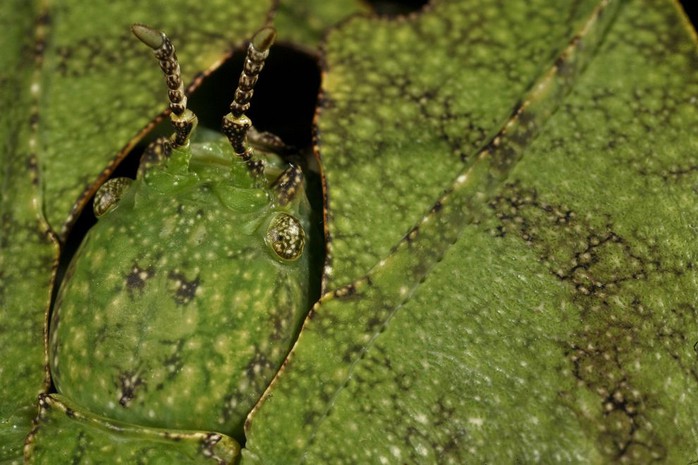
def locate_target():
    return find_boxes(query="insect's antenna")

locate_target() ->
[222,27,276,176]
[132,24,198,148]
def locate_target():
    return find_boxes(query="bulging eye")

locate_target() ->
[93,177,133,217]
[265,213,305,261]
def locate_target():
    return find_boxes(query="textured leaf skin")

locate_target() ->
[0,1,59,463]
[273,1,370,52]
[243,0,698,464]
[317,0,607,289]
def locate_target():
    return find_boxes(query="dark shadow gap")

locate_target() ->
[365,0,430,17]
[679,0,696,29]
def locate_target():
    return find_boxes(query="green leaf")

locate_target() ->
[273,0,370,52]
[244,0,698,463]
[0,1,58,462]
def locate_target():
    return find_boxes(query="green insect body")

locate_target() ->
[27,25,318,460]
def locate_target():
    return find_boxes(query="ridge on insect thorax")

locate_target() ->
[137,132,296,212]
[187,130,297,192]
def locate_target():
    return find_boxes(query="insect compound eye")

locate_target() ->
[93,177,133,217]
[265,213,305,261]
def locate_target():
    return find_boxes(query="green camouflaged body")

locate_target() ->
[49,137,316,441]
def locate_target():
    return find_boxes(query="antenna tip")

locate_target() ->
[131,24,165,49]
[251,27,276,52]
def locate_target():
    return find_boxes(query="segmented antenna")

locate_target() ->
[132,24,198,148]
[222,27,276,176]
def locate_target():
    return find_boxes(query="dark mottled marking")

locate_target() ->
[490,181,678,460]
[303,410,321,426]
[245,350,273,380]
[365,316,384,333]
[117,370,145,407]
[200,433,222,458]
[168,271,200,305]
[342,343,365,363]
[124,262,155,299]
[161,339,185,382]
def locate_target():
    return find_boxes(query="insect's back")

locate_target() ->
[49,136,317,440]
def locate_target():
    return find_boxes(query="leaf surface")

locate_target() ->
[273,0,370,52]
[0,1,58,462]
[318,0,613,289]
